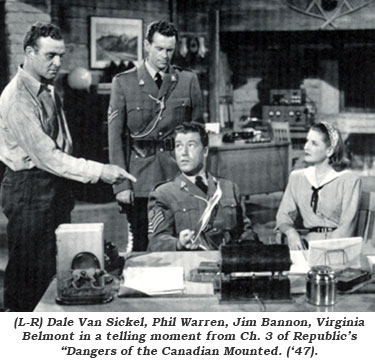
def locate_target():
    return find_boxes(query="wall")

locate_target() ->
[217,1,375,120]
[220,0,375,32]
[50,0,170,82]
[2,0,51,82]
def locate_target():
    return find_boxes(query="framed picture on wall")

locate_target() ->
[90,16,143,69]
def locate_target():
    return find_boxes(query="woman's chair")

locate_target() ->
[356,191,375,246]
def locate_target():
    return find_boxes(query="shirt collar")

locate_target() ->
[18,65,55,97]
[145,59,166,80]
[303,166,348,188]
[182,170,208,186]
[179,171,208,189]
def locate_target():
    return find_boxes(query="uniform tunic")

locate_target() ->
[276,167,362,241]
[108,61,203,251]
[147,172,254,251]
[108,61,203,197]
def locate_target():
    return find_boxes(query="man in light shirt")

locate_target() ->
[0,23,136,311]
[108,20,203,252]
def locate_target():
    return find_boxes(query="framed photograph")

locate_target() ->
[90,16,143,69]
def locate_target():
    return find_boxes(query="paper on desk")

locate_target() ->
[123,267,184,295]
[288,250,309,274]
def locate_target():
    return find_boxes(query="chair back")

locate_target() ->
[271,121,292,175]
[356,191,375,245]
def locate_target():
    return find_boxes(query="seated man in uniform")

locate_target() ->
[147,122,258,251]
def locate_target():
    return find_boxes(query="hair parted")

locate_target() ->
[146,20,178,43]
[23,22,63,51]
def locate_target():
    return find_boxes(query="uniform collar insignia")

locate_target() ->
[171,74,177,82]
[139,79,145,86]
[180,180,187,189]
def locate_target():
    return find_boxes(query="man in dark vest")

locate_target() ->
[108,20,203,251]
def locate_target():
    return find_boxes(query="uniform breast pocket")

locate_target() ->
[172,200,200,233]
[127,101,154,134]
[217,198,238,229]
[170,98,192,123]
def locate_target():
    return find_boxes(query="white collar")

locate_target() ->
[145,59,165,80]
[303,166,348,188]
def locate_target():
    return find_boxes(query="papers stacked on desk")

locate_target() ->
[123,266,185,296]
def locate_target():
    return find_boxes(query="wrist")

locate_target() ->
[176,239,184,250]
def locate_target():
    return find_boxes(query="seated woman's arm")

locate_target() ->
[276,172,304,250]
[330,174,362,239]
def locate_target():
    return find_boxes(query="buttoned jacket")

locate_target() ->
[108,61,203,197]
[147,172,253,251]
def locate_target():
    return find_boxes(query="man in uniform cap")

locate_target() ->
[108,20,203,251]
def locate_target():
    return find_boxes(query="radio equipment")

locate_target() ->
[263,88,309,128]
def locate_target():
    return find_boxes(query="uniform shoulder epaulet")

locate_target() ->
[113,66,137,79]
[152,177,174,192]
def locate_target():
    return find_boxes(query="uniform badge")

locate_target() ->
[148,209,164,234]
[107,106,119,124]
[139,79,145,86]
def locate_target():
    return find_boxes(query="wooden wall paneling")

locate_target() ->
[209,7,220,124]
[219,0,375,32]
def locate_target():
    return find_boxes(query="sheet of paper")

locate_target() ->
[123,266,185,295]
[288,250,309,274]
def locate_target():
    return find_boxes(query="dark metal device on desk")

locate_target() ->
[215,243,292,302]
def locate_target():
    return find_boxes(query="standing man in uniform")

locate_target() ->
[0,23,136,311]
[108,20,203,251]
[147,122,258,251]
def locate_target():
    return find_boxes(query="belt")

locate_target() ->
[131,138,175,158]
[309,227,336,233]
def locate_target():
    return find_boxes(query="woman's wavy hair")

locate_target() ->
[310,122,348,171]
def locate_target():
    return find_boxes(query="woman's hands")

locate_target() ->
[285,229,305,250]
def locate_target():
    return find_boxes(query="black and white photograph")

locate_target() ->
[1,0,375,361]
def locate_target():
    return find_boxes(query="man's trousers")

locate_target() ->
[1,168,74,311]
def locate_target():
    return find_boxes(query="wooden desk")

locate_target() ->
[207,141,289,196]
[35,251,375,312]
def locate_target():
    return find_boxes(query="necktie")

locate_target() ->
[310,186,324,214]
[195,176,208,194]
[155,72,162,88]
